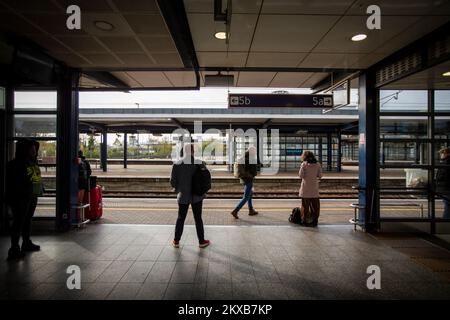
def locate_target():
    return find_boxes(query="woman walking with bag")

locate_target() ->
[299,151,322,227]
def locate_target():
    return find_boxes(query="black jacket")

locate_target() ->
[436,156,450,191]
[5,159,34,205]
[236,153,258,184]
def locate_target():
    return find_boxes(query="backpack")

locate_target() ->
[289,207,302,224]
[233,162,239,178]
[192,164,212,196]
[78,160,88,180]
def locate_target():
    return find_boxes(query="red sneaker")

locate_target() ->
[199,240,210,248]
[172,240,180,248]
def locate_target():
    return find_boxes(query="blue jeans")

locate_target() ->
[235,182,253,211]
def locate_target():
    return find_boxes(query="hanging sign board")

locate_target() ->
[228,93,333,108]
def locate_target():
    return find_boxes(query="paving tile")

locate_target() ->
[96,260,133,283]
[257,283,289,300]
[208,261,231,283]
[107,283,142,300]
[232,282,261,300]
[117,245,147,261]
[136,282,168,300]
[78,283,116,300]
[170,262,198,283]
[120,261,154,283]
[137,245,164,261]
[164,283,193,300]
[145,261,176,283]
[205,283,233,300]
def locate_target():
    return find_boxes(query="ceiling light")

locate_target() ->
[351,34,367,42]
[214,31,227,40]
[94,21,114,31]
[443,71,450,77]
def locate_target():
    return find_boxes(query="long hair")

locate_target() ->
[302,150,317,164]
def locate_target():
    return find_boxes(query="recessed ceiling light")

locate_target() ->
[351,34,367,42]
[443,71,450,77]
[94,21,114,31]
[214,31,227,40]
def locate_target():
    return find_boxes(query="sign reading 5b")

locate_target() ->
[228,93,333,108]
[230,95,251,106]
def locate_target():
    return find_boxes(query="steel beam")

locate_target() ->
[124,132,128,169]
[56,68,80,231]
[358,71,380,232]
[101,128,108,172]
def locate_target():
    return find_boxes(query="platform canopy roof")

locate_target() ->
[1,0,450,90]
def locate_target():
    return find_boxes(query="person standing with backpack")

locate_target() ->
[78,150,92,202]
[231,146,259,219]
[170,143,210,248]
[298,151,323,227]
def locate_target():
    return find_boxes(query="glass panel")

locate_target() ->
[380,90,427,112]
[380,116,428,138]
[435,90,450,112]
[435,116,450,138]
[380,168,429,190]
[434,195,450,219]
[380,142,429,165]
[36,197,56,218]
[379,194,429,219]
[14,114,56,137]
[11,139,57,183]
[14,91,57,110]
[435,165,450,215]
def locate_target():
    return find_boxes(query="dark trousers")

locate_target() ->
[10,196,37,247]
[175,200,204,242]
[301,198,320,223]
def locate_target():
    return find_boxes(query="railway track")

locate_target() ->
[43,189,360,199]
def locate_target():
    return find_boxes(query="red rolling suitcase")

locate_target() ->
[84,185,103,220]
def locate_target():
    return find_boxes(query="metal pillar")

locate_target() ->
[227,127,234,172]
[326,133,332,171]
[318,136,323,165]
[101,129,107,172]
[415,140,421,164]
[256,129,261,168]
[337,130,342,172]
[0,86,12,232]
[358,71,379,232]
[428,90,435,234]
[123,133,128,169]
[56,68,80,231]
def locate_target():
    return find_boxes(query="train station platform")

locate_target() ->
[1,224,449,300]
[35,198,435,224]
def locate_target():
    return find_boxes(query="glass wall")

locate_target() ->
[378,89,450,230]
[250,133,340,172]
[435,91,450,227]
[9,91,57,218]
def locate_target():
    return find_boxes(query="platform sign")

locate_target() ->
[228,93,333,108]
[286,149,303,156]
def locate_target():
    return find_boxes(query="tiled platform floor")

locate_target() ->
[0,224,449,300]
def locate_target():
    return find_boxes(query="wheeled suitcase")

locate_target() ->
[84,185,103,220]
